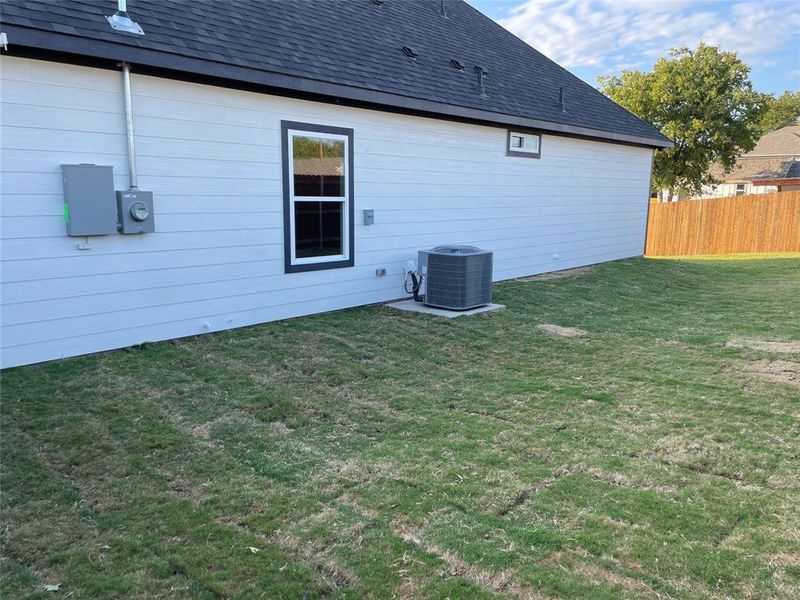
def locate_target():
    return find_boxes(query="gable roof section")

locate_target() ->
[710,126,800,182]
[0,0,671,148]
[745,125,800,157]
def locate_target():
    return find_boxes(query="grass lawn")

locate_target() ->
[2,257,799,599]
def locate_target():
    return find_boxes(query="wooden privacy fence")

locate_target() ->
[645,190,800,256]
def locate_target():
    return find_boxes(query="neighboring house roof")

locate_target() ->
[746,125,800,156]
[710,126,800,183]
[750,159,800,187]
[708,157,796,181]
[294,158,344,177]
[0,0,671,149]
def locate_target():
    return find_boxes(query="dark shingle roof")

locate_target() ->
[0,0,671,148]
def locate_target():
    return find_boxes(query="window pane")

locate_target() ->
[294,201,343,258]
[293,136,345,197]
[511,135,524,148]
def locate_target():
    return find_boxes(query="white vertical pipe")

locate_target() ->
[121,62,138,190]
[119,0,127,12]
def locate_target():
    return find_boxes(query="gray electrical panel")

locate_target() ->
[117,190,155,234]
[61,164,118,236]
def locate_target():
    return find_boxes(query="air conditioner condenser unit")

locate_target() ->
[418,245,493,310]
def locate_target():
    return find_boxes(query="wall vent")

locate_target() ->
[402,46,418,59]
[450,59,465,71]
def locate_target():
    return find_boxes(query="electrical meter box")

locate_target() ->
[61,164,118,236]
[117,190,155,234]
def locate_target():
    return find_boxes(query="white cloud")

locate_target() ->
[499,0,800,73]
[700,2,800,66]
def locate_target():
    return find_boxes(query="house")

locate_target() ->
[749,156,800,193]
[700,126,800,198]
[0,0,670,368]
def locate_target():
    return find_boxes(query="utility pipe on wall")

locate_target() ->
[121,62,138,190]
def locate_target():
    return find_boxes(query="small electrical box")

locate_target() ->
[363,209,374,226]
[61,164,118,236]
[117,190,155,234]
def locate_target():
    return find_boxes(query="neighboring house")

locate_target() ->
[749,157,800,192]
[700,126,800,198]
[0,0,670,368]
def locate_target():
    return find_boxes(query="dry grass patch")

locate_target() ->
[391,518,554,600]
[547,556,665,599]
[726,338,800,354]
[498,467,571,516]
[572,464,678,494]
[736,359,800,388]
[270,530,358,592]
[335,492,380,519]
[326,458,376,484]
[645,435,759,487]
[766,553,800,567]
[162,473,208,505]
[537,324,587,338]
[187,411,263,440]
[269,421,293,435]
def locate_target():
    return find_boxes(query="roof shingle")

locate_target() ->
[0,0,671,147]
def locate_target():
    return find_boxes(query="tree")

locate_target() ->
[757,91,800,135]
[598,44,766,199]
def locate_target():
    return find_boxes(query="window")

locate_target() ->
[506,130,541,158]
[282,121,354,273]
[735,183,746,196]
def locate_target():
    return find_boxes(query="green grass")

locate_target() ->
[2,257,799,599]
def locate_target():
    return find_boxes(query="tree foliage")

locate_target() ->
[599,45,766,197]
[757,91,800,135]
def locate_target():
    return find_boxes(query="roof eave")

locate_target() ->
[0,24,673,149]
[751,178,800,186]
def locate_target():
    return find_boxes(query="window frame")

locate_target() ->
[281,121,355,273]
[506,129,542,159]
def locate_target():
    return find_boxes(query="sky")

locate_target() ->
[466,0,800,95]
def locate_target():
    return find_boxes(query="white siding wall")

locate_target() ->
[0,57,653,368]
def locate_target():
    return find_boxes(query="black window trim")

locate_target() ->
[281,120,355,273]
[506,128,542,159]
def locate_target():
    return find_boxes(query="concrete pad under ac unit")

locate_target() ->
[387,300,505,318]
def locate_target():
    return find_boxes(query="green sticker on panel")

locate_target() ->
[64,203,70,222]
